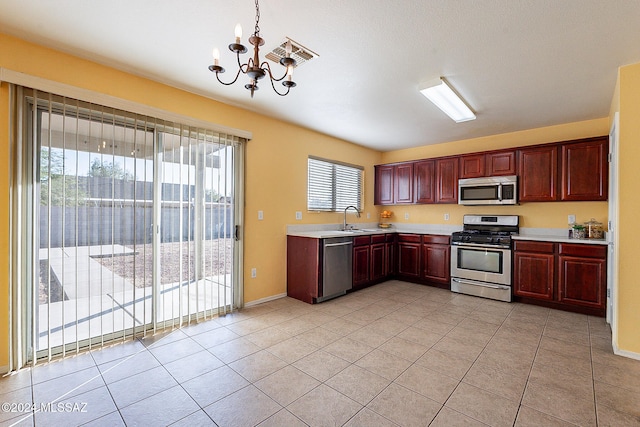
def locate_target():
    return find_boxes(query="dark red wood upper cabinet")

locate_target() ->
[486,150,517,176]
[394,162,414,204]
[414,160,435,204]
[561,138,608,201]
[459,154,485,179]
[374,165,394,205]
[518,146,558,202]
[435,158,459,204]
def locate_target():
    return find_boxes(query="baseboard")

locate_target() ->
[244,293,287,308]
[0,365,10,375]
[613,343,640,361]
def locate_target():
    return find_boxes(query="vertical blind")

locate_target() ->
[10,86,242,366]
[307,156,363,211]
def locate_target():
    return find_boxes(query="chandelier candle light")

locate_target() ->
[209,0,297,97]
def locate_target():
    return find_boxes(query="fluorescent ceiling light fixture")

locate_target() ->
[419,78,476,123]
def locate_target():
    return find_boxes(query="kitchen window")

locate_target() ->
[308,156,363,211]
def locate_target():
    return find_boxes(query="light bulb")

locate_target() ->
[234,24,242,43]
[285,40,292,57]
[212,48,220,66]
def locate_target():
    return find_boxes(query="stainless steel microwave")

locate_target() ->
[458,175,518,205]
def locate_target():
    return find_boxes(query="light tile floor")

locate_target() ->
[2,280,640,426]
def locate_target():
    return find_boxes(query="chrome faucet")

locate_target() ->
[343,205,361,230]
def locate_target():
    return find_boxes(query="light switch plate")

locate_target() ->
[295,211,302,220]
[251,268,257,278]
[568,214,576,224]
[366,213,371,219]
[258,210,264,220]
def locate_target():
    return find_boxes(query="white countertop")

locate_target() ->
[287,224,610,245]
[286,223,459,239]
[513,234,608,245]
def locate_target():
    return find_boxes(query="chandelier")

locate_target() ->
[208,0,297,97]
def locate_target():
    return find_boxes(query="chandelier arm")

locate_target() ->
[267,76,292,97]
[260,61,289,82]
[237,53,250,73]
[215,67,244,86]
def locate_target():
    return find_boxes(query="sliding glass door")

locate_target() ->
[26,90,241,361]
[154,126,235,328]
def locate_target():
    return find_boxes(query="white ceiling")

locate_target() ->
[2,0,640,151]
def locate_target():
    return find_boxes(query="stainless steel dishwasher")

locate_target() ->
[318,237,353,302]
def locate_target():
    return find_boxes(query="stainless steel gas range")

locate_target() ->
[450,214,519,302]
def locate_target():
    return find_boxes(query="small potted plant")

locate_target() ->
[572,224,586,239]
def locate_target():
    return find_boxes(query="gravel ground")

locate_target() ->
[97,239,233,286]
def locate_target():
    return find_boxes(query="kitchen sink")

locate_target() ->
[341,228,383,233]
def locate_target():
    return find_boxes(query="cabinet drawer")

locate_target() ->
[514,240,555,254]
[371,234,386,244]
[397,233,422,243]
[559,243,606,258]
[422,235,450,245]
[353,236,371,246]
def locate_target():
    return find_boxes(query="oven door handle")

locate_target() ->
[451,242,511,250]
[452,278,507,290]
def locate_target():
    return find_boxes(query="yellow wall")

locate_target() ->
[380,119,609,229]
[615,62,640,354]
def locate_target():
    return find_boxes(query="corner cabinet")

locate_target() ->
[374,165,395,205]
[374,163,413,205]
[513,240,607,316]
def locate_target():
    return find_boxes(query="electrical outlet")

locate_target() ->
[444,213,450,221]
[258,210,264,220]
[568,214,576,224]
[295,211,302,220]
[404,213,410,220]
[366,212,371,219]
[251,268,257,278]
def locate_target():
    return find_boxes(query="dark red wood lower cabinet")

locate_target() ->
[513,241,607,316]
[558,255,606,309]
[398,242,420,279]
[353,245,370,287]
